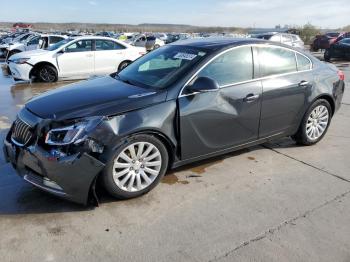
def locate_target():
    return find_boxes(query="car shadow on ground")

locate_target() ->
[0,138,302,216]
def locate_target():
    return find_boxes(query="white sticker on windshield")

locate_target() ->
[174,52,197,60]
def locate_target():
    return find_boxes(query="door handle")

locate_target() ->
[298,80,309,87]
[86,54,93,57]
[244,93,260,102]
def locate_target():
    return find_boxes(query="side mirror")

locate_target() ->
[188,77,219,93]
[58,48,65,54]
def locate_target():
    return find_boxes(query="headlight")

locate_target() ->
[45,117,103,146]
[12,58,30,64]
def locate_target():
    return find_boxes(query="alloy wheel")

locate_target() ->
[112,142,162,192]
[306,105,329,141]
[39,67,56,82]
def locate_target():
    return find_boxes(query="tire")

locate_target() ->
[118,61,131,71]
[102,134,169,200]
[324,49,331,62]
[292,99,332,146]
[37,64,58,82]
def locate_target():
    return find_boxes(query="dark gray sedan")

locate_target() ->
[3,38,345,205]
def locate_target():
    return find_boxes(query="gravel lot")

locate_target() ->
[0,52,349,262]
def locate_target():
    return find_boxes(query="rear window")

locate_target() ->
[95,40,125,51]
[258,46,297,77]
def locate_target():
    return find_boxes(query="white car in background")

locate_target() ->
[128,34,165,51]
[255,33,305,49]
[7,36,146,82]
[6,34,68,59]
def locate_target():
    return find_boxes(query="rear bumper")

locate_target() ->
[3,135,105,205]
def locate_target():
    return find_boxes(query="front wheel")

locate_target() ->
[37,65,58,82]
[102,134,169,199]
[292,99,332,146]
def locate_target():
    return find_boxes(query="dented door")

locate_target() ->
[178,81,262,160]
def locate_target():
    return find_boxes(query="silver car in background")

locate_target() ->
[255,33,305,49]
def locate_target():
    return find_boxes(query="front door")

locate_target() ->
[179,46,262,160]
[57,39,94,78]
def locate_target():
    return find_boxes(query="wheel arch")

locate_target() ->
[29,61,58,79]
[118,60,132,70]
[128,129,176,169]
[101,128,177,171]
[312,94,335,116]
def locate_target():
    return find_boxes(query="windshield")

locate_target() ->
[46,38,71,51]
[117,45,209,89]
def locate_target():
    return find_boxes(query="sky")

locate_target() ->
[0,0,349,29]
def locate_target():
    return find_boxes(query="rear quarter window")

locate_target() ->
[296,53,312,71]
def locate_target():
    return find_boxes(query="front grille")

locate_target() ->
[11,118,34,146]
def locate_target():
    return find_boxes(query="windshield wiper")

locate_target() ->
[114,74,136,86]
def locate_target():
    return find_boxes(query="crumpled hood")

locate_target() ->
[10,49,49,60]
[25,76,167,120]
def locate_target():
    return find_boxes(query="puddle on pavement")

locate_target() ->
[161,173,189,185]
[0,64,78,123]
[189,159,223,174]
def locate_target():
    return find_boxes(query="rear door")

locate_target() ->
[179,46,262,160]
[57,39,94,78]
[257,46,312,138]
[94,39,126,75]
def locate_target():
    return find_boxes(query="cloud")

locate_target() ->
[88,0,98,5]
[188,0,350,28]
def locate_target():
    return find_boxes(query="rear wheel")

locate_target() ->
[324,49,331,62]
[37,65,58,82]
[118,61,131,71]
[102,134,169,199]
[292,99,332,145]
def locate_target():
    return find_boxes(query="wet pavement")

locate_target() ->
[0,54,350,261]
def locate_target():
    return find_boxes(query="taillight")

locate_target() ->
[338,70,345,81]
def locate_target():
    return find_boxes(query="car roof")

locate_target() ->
[169,37,271,50]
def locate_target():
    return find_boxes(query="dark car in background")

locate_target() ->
[324,38,350,61]
[3,38,345,205]
[330,32,350,45]
[310,32,340,51]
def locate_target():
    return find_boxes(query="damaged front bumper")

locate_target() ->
[3,135,105,205]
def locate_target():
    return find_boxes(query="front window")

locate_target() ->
[118,45,209,89]
[197,46,253,86]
